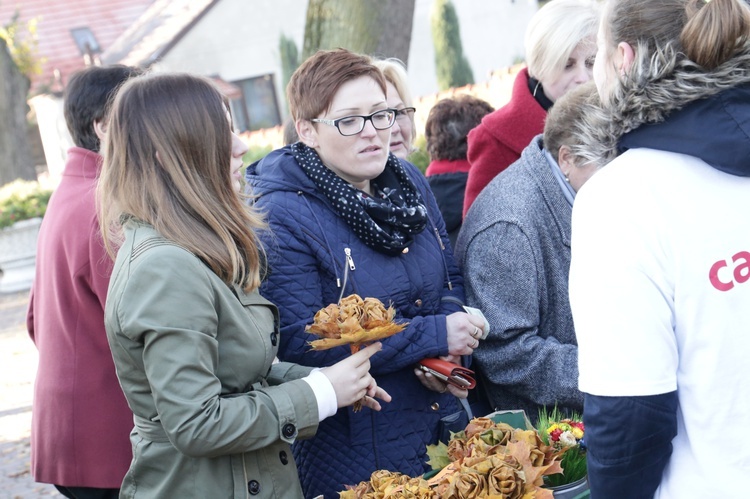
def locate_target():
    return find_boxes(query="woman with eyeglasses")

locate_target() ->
[371,58,416,159]
[245,48,485,498]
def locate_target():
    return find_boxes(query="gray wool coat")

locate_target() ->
[455,136,583,422]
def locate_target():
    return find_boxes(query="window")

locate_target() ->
[70,27,100,55]
[230,74,282,132]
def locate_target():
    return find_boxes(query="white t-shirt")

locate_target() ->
[570,148,750,499]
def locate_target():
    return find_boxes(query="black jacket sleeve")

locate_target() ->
[584,392,678,499]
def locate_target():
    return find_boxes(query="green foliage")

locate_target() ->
[430,0,474,91]
[242,145,273,167]
[279,33,299,97]
[550,447,587,487]
[536,406,587,487]
[407,135,429,174]
[425,440,452,471]
[0,180,52,229]
[0,11,42,77]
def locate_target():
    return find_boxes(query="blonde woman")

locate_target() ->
[463,0,601,215]
[455,83,605,425]
[97,73,389,498]
[372,58,416,159]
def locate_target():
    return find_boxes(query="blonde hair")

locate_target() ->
[98,73,266,291]
[543,81,604,167]
[371,57,417,143]
[525,0,601,83]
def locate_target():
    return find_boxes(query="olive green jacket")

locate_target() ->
[105,221,318,498]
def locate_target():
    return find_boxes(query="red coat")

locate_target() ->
[27,147,132,488]
[463,68,547,216]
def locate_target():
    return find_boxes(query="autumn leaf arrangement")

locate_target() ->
[535,407,587,488]
[340,417,566,498]
[306,293,406,351]
[306,293,407,411]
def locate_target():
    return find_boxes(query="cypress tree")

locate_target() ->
[431,0,474,91]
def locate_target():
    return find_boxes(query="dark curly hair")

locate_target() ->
[424,95,494,161]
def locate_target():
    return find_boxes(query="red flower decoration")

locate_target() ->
[549,428,563,442]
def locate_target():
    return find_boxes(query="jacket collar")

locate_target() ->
[425,158,471,176]
[620,83,750,176]
[246,145,322,198]
[479,68,547,155]
[64,147,102,179]
[523,136,572,247]
[591,42,750,176]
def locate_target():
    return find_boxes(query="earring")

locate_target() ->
[564,172,570,183]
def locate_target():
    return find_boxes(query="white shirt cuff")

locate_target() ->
[301,369,338,421]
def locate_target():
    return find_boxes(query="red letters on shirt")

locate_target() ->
[709,251,750,291]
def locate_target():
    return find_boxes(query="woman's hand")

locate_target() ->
[320,342,392,411]
[414,354,469,399]
[446,312,486,356]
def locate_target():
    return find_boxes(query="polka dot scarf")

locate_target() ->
[292,142,427,256]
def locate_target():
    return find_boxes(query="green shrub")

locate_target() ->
[408,135,430,174]
[431,0,474,91]
[243,145,274,166]
[0,179,53,229]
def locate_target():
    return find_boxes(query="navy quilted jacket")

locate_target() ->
[246,146,465,499]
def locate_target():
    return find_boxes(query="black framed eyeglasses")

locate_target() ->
[311,109,396,136]
[394,107,416,122]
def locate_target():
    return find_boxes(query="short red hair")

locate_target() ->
[287,48,387,121]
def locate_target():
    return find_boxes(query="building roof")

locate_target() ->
[101,0,218,68]
[0,0,154,94]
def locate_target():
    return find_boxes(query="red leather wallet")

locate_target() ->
[418,358,476,389]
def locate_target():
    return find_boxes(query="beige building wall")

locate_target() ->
[408,0,537,97]
[28,94,72,181]
[154,0,307,118]
[157,0,537,118]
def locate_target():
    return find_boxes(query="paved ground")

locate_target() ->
[0,290,61,498]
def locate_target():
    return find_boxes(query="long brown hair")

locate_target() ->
[98,73,265,291]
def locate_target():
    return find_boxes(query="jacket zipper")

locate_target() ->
[338,248,356,303]
[344,247,356,270]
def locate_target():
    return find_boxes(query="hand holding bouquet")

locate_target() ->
[306,294,407,410]
[306,293,406,350]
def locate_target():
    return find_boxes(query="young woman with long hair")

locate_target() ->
[97,72,389,498]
